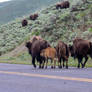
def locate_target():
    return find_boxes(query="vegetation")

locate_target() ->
[0,0,60,24]
[0,0,92,67]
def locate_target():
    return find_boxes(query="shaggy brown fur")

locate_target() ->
[56,1,70,9]
[69,38,92,68]
[26,39,50,68]
[56,41,69,69]
[40,47,57,69]
[22,19,28,27]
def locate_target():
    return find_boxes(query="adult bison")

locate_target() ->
[56,1,70,9]
[56,41,69,69]
[22,19,28,27]
[30,13,38,20]
[26,37,50,68]
[69,38,92,68]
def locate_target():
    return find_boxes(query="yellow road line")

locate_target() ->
[0,70,92,83]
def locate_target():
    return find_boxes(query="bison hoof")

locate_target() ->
[39,66,41,69]
[59,66,62,69]
[51,66,53,69]
[34,65,36,68]
[42,66,44,69]
[77,66,80,69]
[45,66,47,69]
[82,64,85,68]
[66,66,68,69]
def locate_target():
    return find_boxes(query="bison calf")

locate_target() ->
[40,47,57,69]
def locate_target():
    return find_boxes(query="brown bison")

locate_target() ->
[40,47,57,69]
[26,38,50,68]
[56,1,70,9]
[69,38,92,68]
[30,13,38,20]
[56,41,69,69]
[22,19,28,27]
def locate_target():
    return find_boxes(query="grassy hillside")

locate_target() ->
[0,0,60,24]
[0,0,92,67]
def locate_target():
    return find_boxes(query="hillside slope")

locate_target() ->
[0,0,92,56]
[0,0,60,24]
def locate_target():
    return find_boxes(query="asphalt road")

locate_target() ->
[0,63,92,92]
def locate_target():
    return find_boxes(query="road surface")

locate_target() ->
[0,63,92,92]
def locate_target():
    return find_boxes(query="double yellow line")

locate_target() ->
[0,70,92,83]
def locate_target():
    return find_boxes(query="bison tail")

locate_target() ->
[66,45,69,57]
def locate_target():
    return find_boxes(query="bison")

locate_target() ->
[30,13,38,20]
[40,47,57,69]
[56,1,70,9]
[26,38,50,68]
[22,19,28,27]
[69,38,92,68]
[56,41,69,69]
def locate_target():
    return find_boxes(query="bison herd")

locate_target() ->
[26,36,92,69]
[21,1,70,27]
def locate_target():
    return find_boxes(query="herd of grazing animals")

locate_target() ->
[26,36,92,69]
[24,1,92,69]
[21,1,70,27]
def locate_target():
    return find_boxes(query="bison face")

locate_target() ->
[26,41,32,49]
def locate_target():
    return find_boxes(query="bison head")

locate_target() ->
[69,45,75,58]
[26,41,32,55]
[26,41,32,49]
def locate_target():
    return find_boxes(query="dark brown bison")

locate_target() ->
[22,19,28,27]
[26,38,50,68]
[56,1,70,9]
[40,47,57,69]
[30,13,38,20]
[69,38,92,68]
[56,41,69,69]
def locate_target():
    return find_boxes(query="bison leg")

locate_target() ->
[63,59,65,68]
[64,57,68,69]
[77,57,82,68]
[45,58,48,69]
[39,62,41,69]
[41,59,45,69]
[82,56,88,68]
[66,60,68,69]
[51,59,53,69]
[32,57,36,68]
[53,59,56,69]
[59,57,62,69]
